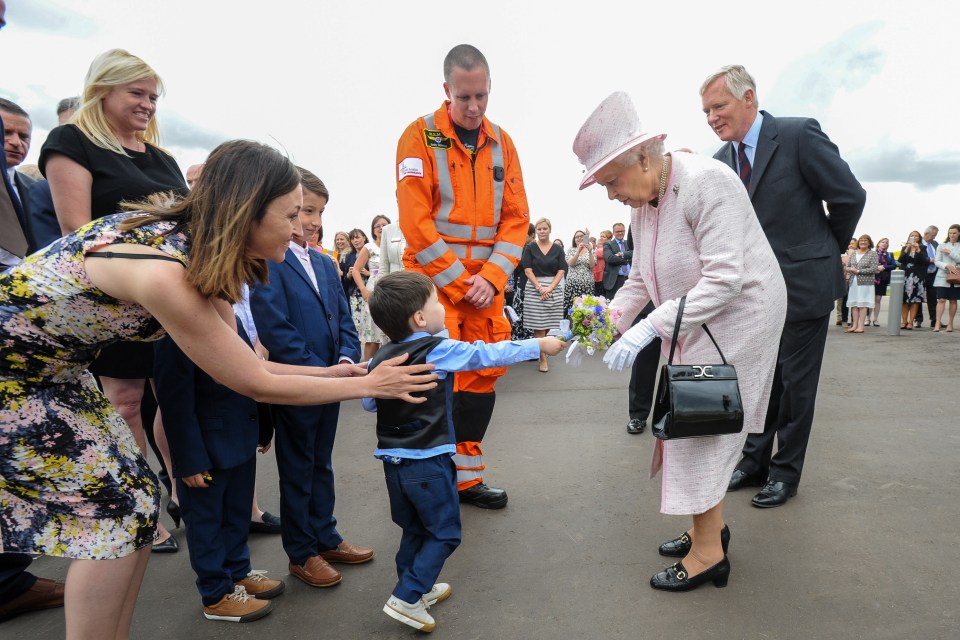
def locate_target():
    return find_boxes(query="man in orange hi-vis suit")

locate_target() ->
[396,44,529,509]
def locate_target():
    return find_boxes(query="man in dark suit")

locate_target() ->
[701,65,866,508]
[250,177,369,589]
[0,99,37,269]
[624,224,661,435]
[918,225,939,327]
[603,222,632,298]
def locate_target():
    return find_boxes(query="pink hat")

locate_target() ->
[573,92,667,190]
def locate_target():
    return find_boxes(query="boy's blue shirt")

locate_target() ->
[363,331,540,462]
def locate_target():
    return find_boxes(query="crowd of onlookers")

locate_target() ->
[835,226,960,333]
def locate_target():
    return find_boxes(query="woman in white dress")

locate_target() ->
[379,221,407,276]
[352,215,390,360]
[844,234,878,333]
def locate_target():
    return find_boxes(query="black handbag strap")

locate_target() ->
[665,295,729,365]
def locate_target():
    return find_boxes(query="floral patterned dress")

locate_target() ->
[563,246,595,318]
[355,242,385,344]
[0,213,187,559]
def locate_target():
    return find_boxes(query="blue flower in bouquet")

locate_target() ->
[568,294,622,355]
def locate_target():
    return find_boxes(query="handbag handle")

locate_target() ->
[665,296,729,366]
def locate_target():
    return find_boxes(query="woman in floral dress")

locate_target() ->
[0,141,435,638]
[563,228,597,317]
[352,215,390,359]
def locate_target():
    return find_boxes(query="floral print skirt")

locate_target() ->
[0,372,160,559]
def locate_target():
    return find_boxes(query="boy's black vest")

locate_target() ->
[368,336,455,451]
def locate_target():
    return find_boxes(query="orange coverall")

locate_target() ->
[396,101,529,490]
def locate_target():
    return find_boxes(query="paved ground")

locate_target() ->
[7,301,960,639]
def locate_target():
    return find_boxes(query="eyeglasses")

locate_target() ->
[374,223,388,228]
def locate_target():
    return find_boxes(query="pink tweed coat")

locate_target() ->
[610,152,787,515]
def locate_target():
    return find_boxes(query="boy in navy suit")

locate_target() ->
[249,169,368,589]
[365,271,563,632]
[154,323,282,623]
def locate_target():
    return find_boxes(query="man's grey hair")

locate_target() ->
[925,225,939,235]
[700,65,759,107]
[57,96,80,116]
[0,97,30,119]
[614,137,666,169]
[443,44,490,84]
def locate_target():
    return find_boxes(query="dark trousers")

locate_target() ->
[383,455,461,604]
[737,314,829,487]
[605,274,627,299]
[274,405,343,566]
[918,272,937,324]
[179,457,256,606]
[628,301,661,421]
[0,553,35,604]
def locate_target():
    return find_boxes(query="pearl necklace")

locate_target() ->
[655,154,671,207]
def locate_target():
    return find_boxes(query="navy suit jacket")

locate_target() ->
[154,322,273,477]
[714,112,866,322]
[26,179,61,250]
[250,247,361,422]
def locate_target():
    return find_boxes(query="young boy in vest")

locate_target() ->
[365,271,563,632]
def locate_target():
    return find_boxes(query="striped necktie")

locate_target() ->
[737,142,751,190]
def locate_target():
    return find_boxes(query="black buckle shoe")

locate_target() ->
[650,557,730,591]
[458,483,508,509]
[751,480,797,508]
[658,524,730,558]
[727,469,764,492]
[626,419,645,434]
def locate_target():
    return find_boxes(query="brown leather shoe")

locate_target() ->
[235,570,285,599]
[318,541,375,565]
[288,556,342,587]
[0,577,65,622]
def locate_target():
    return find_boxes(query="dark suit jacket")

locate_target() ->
[26,179,61,249]
[714,111,866,321]
[12,172,41,254]
[0,116,36,257]
[250,247,361,424]
[602,238,632,290]
[154,322,273,477]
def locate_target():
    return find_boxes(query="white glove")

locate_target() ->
[603,319,658,372]
[565,341,585,367]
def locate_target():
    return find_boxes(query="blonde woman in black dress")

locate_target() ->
[521,217,567,371]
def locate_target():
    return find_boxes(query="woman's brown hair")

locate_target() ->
[121,140,301,302]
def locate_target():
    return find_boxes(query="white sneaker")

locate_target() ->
[425,583,451,606]
[383,595,435,632]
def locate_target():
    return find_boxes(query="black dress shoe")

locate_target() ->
[166,500,181,528]
[152,534,179,553]
[626,418,645,435]
[751,480,797,508]
[658,524,730,558]
[250,511,282,534]
[458,483,508,509]
[727,469,764,492]
[650,557,730,591]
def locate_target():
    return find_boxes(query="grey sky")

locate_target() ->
[3,0,958,247]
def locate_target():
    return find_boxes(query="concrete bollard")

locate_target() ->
[887,270,905,336]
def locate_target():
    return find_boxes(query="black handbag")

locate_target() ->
[651,296,745,440]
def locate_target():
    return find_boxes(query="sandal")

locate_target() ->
[872,321,880,327]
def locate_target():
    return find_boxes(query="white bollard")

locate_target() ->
[887,270,905,336]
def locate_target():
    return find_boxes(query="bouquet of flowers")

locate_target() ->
[566,294,622,355]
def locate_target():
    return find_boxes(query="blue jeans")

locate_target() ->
[383,455,461,603]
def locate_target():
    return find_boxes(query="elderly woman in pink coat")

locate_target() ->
[572,92,786,592]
